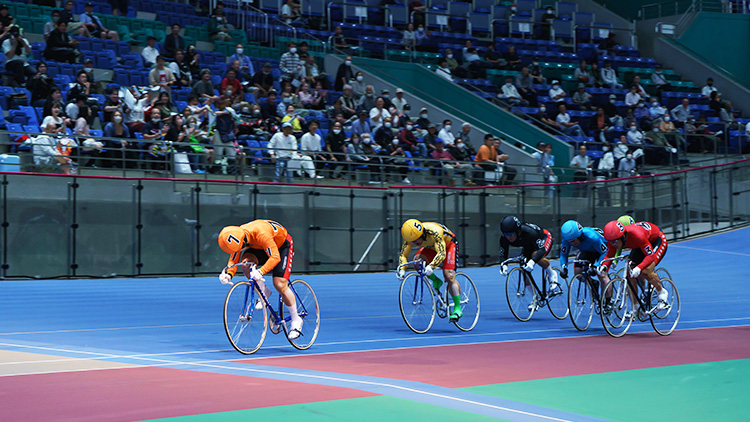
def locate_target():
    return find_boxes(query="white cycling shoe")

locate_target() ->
[656,288,669,310]
[254,285,273,310]
[287,319,303,340]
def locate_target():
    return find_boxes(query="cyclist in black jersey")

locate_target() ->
[498,215,559,290]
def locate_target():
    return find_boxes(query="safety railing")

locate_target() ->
[639,0,724,21]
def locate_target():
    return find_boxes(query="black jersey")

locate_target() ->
[500,222,553,263]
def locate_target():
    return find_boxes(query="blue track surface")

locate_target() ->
[1,227,748,362]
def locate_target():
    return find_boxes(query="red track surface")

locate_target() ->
[4,366,374,422]
[247,326,750,389]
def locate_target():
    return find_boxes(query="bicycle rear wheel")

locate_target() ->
[452,272,480,332]
[601,277,634,338]
[505,268,535,322]
[656,267,672,282]
[224,281,268,354]
[283,280,320,350]
[547,267,569,320]
[399,273,436,334]
[650,278,680,336]
[568,274,594,331]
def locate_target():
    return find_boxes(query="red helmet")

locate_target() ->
[603,220,626,242]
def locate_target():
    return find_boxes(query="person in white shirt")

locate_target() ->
[701,77,719,98]
[268,122,298,183]
[651,65,671,93]
[293,120,325,179]
[141,36,160,68]
[80,2,119,40]
[2,26,35,86]
[649,99,666,120]
[624,85,641,107]
[548,79,566,103]
[498,77,528,106]
[600,60,622,89]
[596,143,615,206]
[369,97,386,131]
[626,121,644,144]
[613,135,629,161]
[569,144,592,197]
[556,104,583,137]
[632,75,650,99]
[391,88,408,113]
[618,152,637,177]
[435,59,453,81]
[438,119,456,145]
[27,121,72,173]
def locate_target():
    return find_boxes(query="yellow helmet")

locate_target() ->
[218,226,246,254]
[617,215,635,226]
[401,219,424,242]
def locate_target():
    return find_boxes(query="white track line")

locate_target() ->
[670,244,750,257]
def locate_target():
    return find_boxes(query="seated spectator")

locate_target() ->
[250,62,274,97]
[369,96,386,130]
[28,122,73,174]
[515,67,537,106]
[435,59,453,81]
[331,25,351,53]
[473,133,498,175]
[625,85,641,107]
[403,23,416,51]
[261,90,280,122]
[701,77,718,98]
[417,108,431,134]
[720,101,740,130]
[632,75,650,100]
[444,48,459,73]
[601,60,622,89]
[110,0,130,16]
[102,87,127,123]
[190,69,217,103]
[350,110,371,135]
[299,82,325,110]
[627,121,644,144]
[101,110,137,168]
[374,117,396,147]
[80,2,119,40]
[350,72,366,100]
[281,0,307,26]
[391,88,408,113]
[603,94,623,127]
[708,90,723,114]
[574,61,591,86]
[303,55,328,90]
[438,120,456,145]
[498,77,528,106]
[185,45,201,79]
[208,8,232,41]
[649,98,667,121]
[168,49,192,88]
[548,80,566,103]
[613,134,630,162]
[43,10,61,39]
[685,116,718,153]
[597,32,617,55]
[0,4,12,27]
[221,68,242,99]
[572,84,593,110]
[44,20,81,64]
[399,120,426,156]
[74,113,103,162]
[123,87,149,133]
[28,63,56,107]
[141,36,160,68]
[556,104,584,137]
[163,23,185,59]
[644,122,678,165]
[590,107,613,143]
[651,65,671,93]
[483,43,505,69]
[569,144,592,197]
[40,102,70,133]
[281,104,306,137]
[503,45,522,70]
[533,104,560,133]
[67,70,91,103]
[149,55,176,92]
[670,98,692,127]
[456,123,477,155]
[590,62,605,88]
[634,99,652,130]
[59,1,91,37]
[229,44,254,79]
[431,140,461,177]
[339,85,357,118]
[421,123,438,152]
[1,25,34,87]
[530,66,547,85]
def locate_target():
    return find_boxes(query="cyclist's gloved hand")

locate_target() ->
[219,271,233,285]
[523,259,535,272]
[630,266,641,278]
[424,265,434,277]
[586,266,598,276]
[499,264,508,276]
[560,267,568,279]
[249,268,264,282]
[597,265,608,275]
[396,268,405,280]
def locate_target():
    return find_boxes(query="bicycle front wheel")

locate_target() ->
[650,278,680,336]
[224,281,268,354]
[399,273,436,334]
[601,277,634,338]
[283,279,320,350]
[452,272,480,332]
[568,274,594,331]
[505,268,535,322]
[547,267,569,320]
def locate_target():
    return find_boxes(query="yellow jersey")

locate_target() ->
[398,222,456,268]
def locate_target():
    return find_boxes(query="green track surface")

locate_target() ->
[143,396,509,422]
[463,359,750,422]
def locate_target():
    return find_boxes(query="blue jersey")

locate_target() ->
[560,227,608,267]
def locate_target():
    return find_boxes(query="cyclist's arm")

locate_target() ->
[225,250,242,277]
[603,243,617,269]
[428,233,447,269]
[398,241,413,267]
[559,241,570,267]
[499,237,510,262]
[593,238,608,267]
[636,242,657,270]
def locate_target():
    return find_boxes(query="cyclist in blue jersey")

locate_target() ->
[560,220,613,313]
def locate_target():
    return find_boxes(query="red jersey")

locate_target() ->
[605,221,665,270]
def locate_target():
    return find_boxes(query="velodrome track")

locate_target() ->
[1,227,749,421]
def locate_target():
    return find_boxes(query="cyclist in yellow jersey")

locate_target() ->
[397,219,463,321]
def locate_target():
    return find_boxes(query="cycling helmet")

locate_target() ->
[500,216,521,235]
[603,220,626,242]
[218,226,246,254]
[617,215,635,226]
[561,220,583,241]
[401,219,424,242]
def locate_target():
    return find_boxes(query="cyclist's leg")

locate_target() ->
[536,230,557,287]
[442,242,462,319]
[417,248,443,290]
[270,235,302,338]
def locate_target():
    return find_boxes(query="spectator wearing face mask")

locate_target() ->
[374,117,396,147]
[618,152,637,177]
[251,62,274,97]
[633,100,651,131]
[325,121,348,179]
[208,8,232,41]
[438,120,456,145]
[229,44,254,77]
[498,77,528,106]
[358,85,376,113]
[626,122,644,144]
[350,72,366,100]
[444,48,459,72]
[548,80,566,103]
[644,122,678,165]
[625,85,641,107]
[603,94,623,127]
[595,143,615,206]
[417,108,431,135]
[334,56,354,91]
[659,113,686,151]
[649,99,666,120]
[298,119,327,177]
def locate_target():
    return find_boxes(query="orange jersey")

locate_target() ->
[225,219,289,277]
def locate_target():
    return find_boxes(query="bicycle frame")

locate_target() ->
[501,256,549,304]
[399,260,450,312]
[568,259,600,302]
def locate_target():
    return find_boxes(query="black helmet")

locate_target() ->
[500,216,521,235]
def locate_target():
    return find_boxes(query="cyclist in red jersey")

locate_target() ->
[601,220,669,309]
